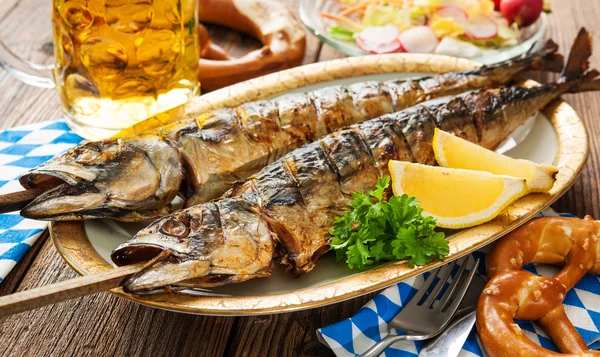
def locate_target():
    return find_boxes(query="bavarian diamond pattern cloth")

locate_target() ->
[0,120,83,282]
[317,211,600,356]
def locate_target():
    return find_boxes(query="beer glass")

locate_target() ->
[0,0,201,139]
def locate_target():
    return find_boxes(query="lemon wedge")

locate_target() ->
[388,161,527,229]
[433,128,558,193]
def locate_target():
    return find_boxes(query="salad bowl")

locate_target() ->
[299,0,546,64]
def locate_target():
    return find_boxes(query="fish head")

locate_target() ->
[112,198,275,293]
[19,135,184,220]
[112,210,195,266]
[111,210,209,292]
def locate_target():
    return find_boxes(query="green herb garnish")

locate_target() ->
[328,25,358,42]
[330,177,449,270]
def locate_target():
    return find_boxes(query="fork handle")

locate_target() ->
[359,334,409,357]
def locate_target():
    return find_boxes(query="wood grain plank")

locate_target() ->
[548,0,600,219]
[0,237,236,357]
[223,294,377,357]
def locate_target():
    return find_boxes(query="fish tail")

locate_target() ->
[576,69,600,92]
[560,28,594,85]
[523,38,564,73]
[549,27,600,94]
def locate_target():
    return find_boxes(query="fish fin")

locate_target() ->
[525,39,564,73]
[556,28,600,93]
[560,28,593,83]
[574,69,600,92]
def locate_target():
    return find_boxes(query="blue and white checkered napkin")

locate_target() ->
[318,210,600,357]
[0,120,83,282]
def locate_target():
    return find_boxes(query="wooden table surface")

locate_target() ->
[1,0,599,356]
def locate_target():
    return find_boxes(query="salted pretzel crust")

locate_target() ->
[197,0,307,91]
[477,216,600,357]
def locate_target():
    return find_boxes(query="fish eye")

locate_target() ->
[160,218,189,237]
[76,149,100,165]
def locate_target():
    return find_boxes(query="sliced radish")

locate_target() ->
[355,24,403,54]
[357,37,403,54]
[356,24,400,47]
[464,16,498,39]
[398,26,439,54]
[435,5,469,26]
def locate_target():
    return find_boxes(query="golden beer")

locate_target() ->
[52,0,200,134]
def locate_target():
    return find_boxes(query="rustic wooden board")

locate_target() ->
[1,0,600,356]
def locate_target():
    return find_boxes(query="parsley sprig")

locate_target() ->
[330,177,449,269]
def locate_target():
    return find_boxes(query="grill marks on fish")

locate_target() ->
[168,63,561,206]
[319,130,379,196]
[356,118,414,176]
[276,93,319,144]
[396,106,438,165]
[431,99,479,143]
[386,79,428,110]
[115,83,567,291]
[348,81,395,120]
[254,86,559,273]
[21,43,565,221]
[248,161,318,273]
[311,86,363,135]
[464,86,554,149]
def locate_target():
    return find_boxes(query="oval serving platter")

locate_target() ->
[51,54,589,316]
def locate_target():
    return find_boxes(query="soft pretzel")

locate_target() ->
[197,0,307,91]
[477,216,600,357]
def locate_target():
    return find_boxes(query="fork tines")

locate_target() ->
[389,256,479,333]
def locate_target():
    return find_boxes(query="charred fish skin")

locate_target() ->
[113,77,583,292]
[430,98,479,143]
[20,40,564,221]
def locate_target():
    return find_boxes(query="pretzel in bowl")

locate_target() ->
[477,215,600,357]
[197,0,307,91]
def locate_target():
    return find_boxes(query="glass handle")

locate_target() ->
[0,39,56,89]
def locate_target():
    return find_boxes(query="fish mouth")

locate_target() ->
[20,181,109,220]
[20,164,97,189]
[19,166,107,220]
[112,243,167,267]
[112,242,211,294]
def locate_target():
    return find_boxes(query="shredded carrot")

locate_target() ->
[319,12,364,31]
[382,0,407,7]
[340,1,376,16]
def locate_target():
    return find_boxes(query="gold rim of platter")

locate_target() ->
[50,53,589,316]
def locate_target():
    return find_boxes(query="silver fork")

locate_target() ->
[359,256,480,357]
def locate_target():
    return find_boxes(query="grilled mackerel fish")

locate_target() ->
[112,29,600,293]
[18,40,563,221]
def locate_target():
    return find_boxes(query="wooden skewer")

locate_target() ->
[0,262,145,319]
[0,187,44,214]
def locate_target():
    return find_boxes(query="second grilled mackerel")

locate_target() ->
[112,28,600,293]
[18,40,562,221]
